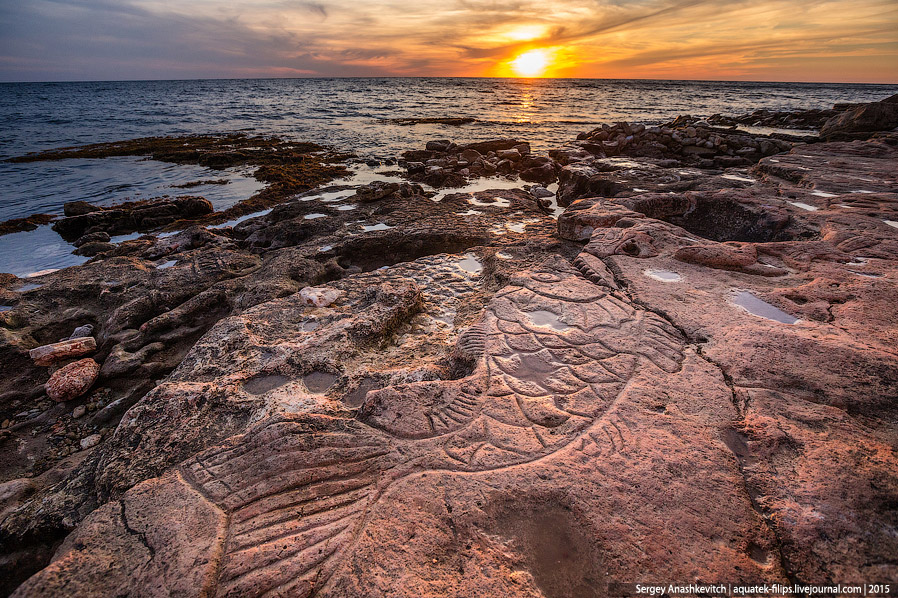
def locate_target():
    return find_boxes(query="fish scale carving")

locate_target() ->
[135,257,686,597]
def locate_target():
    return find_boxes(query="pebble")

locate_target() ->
[69,324,95,339]
[299,286,343,308]
[72,405,86,419]
[80,434,102,450]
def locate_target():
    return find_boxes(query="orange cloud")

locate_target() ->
[1,0,896,82]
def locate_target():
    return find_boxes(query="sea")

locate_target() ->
[1,78,896,277]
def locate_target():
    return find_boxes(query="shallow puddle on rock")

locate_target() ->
[433,176,523,203]
[525,310,570,331]
[16,283,42,292]
[337,204,357,211]
[721,174,756,183]
[320,190,355,203]
[304,371,337,394]
[644,269,682,282]
[156,260,177,270]
[0,305,12,312]
[301,321,320,331]
[469,195,512,208]
[208,208,273,230]
[486,502,604,598]
[243,374,292,395]
[109,232,143,244]
[318,245,333,252]
[361,223,393,232]
[787,201,818,211]
[339,164,405,187]
[456,254,483,275]
[430,309,456,327]
[848,270,882,278]
[810,190,838,198]
[459,209,483,216]
[497,252,514,259]
[851,190,874,194]
[732,291,799,324]
[884,220,898,229]
[343,377,380,407]
[304,213,327,220]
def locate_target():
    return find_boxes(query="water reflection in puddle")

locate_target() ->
[16,283,42,292]
[787,201,818,212]
[0,225,88,278]
[884,220,898,229]
[525,310,570,331]
[337,204,356,211]
[433,176,523,203]
[644,269,682,282]
[469,195,512,208]
[721,174,755,183]
[732,291,798,324]
[209,208,273,229]
[304,371,337,394]
[456,254,482,274]
[243,374,292,395]
[156,260,177,270]
[109,232,143,243]
[343,377,380,407]
[304,213,327,220]
[361,223,392,232]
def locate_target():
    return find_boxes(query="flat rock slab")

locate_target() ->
[5,136,898,596]
[15,260,784,597]
[29,337,97,367]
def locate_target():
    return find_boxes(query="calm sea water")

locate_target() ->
[0,78,896,277]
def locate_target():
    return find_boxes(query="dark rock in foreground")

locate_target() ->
[53,196,214,240]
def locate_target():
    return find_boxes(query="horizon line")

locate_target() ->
[1,75,897,86]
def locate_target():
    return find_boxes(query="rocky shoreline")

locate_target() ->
[0,94,896,596]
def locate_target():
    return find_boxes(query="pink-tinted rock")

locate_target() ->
[299,285,343,307]
[28,337,97,367]
[45,358,100,402]
[6,126,898,597]
[674,243,757,270]
[556,198,643,241]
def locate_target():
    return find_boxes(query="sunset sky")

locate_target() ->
[1,0,896,82]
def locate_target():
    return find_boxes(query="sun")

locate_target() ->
[510,49,550,78]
